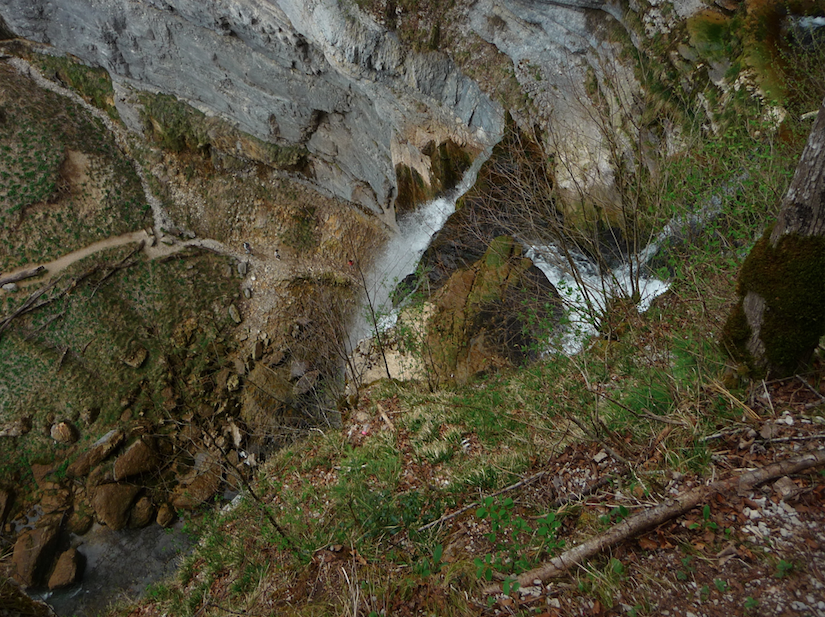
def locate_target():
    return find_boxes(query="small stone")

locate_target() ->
[48,548,83,589]
[120,408,133,422]
[156,502,175,527]
[2,282,18,292]
[773,476,798,501]
[228,304,242,324]
[50,421,79,444]
[237,261,248,276]
[592,450,608,464]
[0,415,32,437]
[760,423,779,439]
[67,510,94,535]
[122,346,148,369]
[243,287,252,299]
[227,374,241,392]
[128,495,155,528]
[253,340,264,361]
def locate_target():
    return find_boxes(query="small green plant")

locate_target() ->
[414,544,443,576]
[599,504,629,526]
[776,559,795,578]
[713,578,728,593]
[473,496,564,589]
[744,596,759,612]
[676,555,696,581]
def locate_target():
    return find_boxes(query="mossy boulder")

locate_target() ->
[425,236,561,385]
[723,230,825,376]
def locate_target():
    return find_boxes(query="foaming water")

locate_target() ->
[349,150,491,346]
[526,243,670,354]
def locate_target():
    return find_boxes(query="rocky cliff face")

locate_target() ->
[0,0,503,219]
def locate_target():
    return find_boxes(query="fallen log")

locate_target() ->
[485,448,825,593]
[0,265,46,287]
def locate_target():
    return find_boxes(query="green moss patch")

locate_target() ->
[725,230,825,375]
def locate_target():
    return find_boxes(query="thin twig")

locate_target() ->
[797,375,825,403]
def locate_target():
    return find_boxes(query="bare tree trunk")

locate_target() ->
[723,98,825,376]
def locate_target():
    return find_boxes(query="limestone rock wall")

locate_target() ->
[0,0,504,217]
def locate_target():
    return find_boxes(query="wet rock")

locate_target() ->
[91,483,141,530]
[12,522,61,587]
[156,502,175,527]
[0,415,32,437]
[66,429,125,478]
[48,547,84,589]
[426,236,561,385]
[114,438,158,481]
[50,421,79,444]
[228,304,242,324]
[128,495,155,528]
[0,487,14,525]
[293,370,320,396]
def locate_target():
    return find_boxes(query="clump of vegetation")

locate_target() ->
[0,63,149,272]
[32,52,120,120]
[139,92,309,171]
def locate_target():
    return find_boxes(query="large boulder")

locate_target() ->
[114,438,159,481]
[171,454,222,510]
[12,522,61,587]
[91,483,141,531]
[66,429,125,478]
[47,547,84,590]
[426,236,561,385]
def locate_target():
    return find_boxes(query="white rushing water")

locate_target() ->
[349,150,492,346]
[526,243,670,354]
[351,150,675,356]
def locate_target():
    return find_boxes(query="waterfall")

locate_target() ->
[349,150,492,346]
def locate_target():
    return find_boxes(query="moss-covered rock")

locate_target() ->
[425,235,561,385]
[723,230,825,376]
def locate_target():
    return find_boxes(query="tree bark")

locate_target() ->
[724,98,825,376]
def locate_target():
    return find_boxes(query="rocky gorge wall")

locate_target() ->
[0,0,506,220]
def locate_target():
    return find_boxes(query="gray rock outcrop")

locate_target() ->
[0,0,503,217]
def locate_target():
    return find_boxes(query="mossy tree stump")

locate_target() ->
[724,97,825,376]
